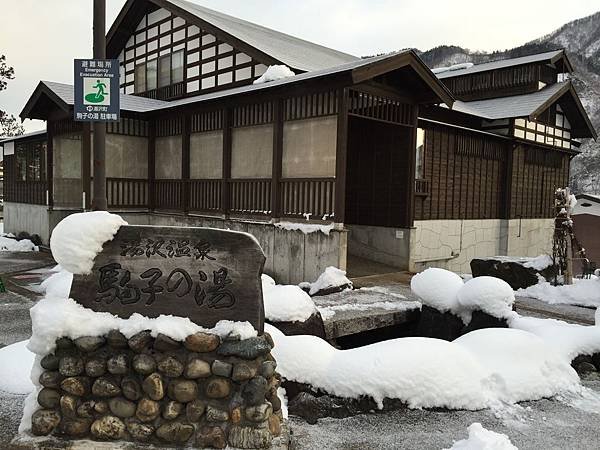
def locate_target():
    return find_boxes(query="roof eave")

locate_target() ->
[550,49,574,73]
[19,82,70,121]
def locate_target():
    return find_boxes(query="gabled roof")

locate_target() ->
[107,0,359,72]
[20,51,454,121]
[435,50,573,79]
[450,81,596,139]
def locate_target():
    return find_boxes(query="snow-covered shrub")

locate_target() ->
[410,268,464,313]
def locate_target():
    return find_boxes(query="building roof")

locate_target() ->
[107,0,358,72]
[20,51,454,120]
[0,129,46,144]
[450,81,596,139]
[435,50,573,79]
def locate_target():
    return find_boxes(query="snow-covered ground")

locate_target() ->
[0,222,38,252]
[445,423,517,450]
[517,277,600,308]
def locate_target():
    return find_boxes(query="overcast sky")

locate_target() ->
[1,0,598,133]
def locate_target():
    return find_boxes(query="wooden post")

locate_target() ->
[271,99,283,219]
[148,120,156,211]
[334,88,349,225]
[222,108,232,216]
[82,122,92,210]
[182,114,191,214]
[405,105,418,227]
[92,0,107,210]
[46,122,54,208]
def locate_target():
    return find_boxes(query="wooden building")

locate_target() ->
[2,0,596,282]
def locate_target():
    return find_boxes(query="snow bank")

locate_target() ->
[516,277,600,308]
[273,221,334,235]
[262,274,317,322]
[523,254,553,271]
[456,277,517,323]
[39,267,73,298]
[0,235,38,252]
[302,266,352,296]
[445,423,517,450]
[50,211,127,275]
[411,268,464,313]
[454,328,578,404]
[253,65,295,84]
[0,340,35,395]
[28,296,257,357]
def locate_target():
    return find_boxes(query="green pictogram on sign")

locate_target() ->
[84,79,109,103]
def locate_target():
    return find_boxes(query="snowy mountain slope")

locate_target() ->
[417,11,600,194]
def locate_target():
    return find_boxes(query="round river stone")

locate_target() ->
[142,372,165,400]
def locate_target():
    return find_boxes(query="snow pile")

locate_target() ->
[40,266,73,298]
[516,277,600,308]
[267,323,581,410]
[456,277,517,323]
[273,221,334,235]
[445,423,517,450]
[302,266,353,296]
[411,268,464,313]
[522,254,553,271]
[253,65,295,84]
[0,235,38,252]
[50,211,127,274]
[262,274,317,322]
[0,341,35,395]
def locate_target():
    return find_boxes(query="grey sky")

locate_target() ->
[1,0,598,132]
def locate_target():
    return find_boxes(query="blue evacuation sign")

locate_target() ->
[74,59,120,122]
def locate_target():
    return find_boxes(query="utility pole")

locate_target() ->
[92,0,108,210]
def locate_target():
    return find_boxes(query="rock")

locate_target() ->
[59,356,84,377]
[205,405,229,422]
[211,360,233,378]
[163,400,183,420]
[60,418,91,437]
[592,353,600,371]
[287,390,382,424]
[264,333,274,348]
[245,403,272,422]
[136,398,160,422]
[77,401,96,418]
[142,373,165,400]
[196,425,227,449]
[205,377,231,399]
[85,357,106,377]
[231,406,242,424]
[121,376,142,401]
[94,401,109,414]
[157,356,184,378]
[156,421,194,443]
[228,425,273,449]
[37,388,61,409]
[92,377,121,397]
[106,330,129,348]
[90,415,126,440]
[168,379,199,403]
[470,258,555,290]
[60,377,88,397]
[577,362,597,374]
[40,354,60,371]
[266,388,282,412]
[260,361,277,379]
[242,376,268,406]
[184,332,220,353]
[31,409,61,436]
[74,336,105,352]
[232,363,256,382]
[108,397,136,418]
[269,415,281,436]
[416,305,464,341]
[60,395,79,418]
[154,333,181,351]
[39,371,62,388]
[217,336,272,360]
[132,354,156,375]
[460,310,508,336]
[55,337,74,350]
[269,312,327,339]
[128,330,153,352]
[185,358,211,379]
[107,353,129,375]
[126,419,155,441]
[186,399,206,422]
[572,354,594,368]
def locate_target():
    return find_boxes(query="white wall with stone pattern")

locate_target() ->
[505,218,554,257]
[118,213,346,285]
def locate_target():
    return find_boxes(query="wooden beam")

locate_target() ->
[182,114,191,214]
[222,107,232,216]
[82,122,92,210]
[46,122,54,208]
[271,99,283,219]
[405,105,418,227]
[148,120,156,211]
[334,88,349,225]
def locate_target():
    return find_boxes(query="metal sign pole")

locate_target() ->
[92,0,108,211]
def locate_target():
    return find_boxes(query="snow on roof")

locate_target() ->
[435,50,566,79]
[450,82,566,120]
[0,129,46,143]
[167,0,359,72]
